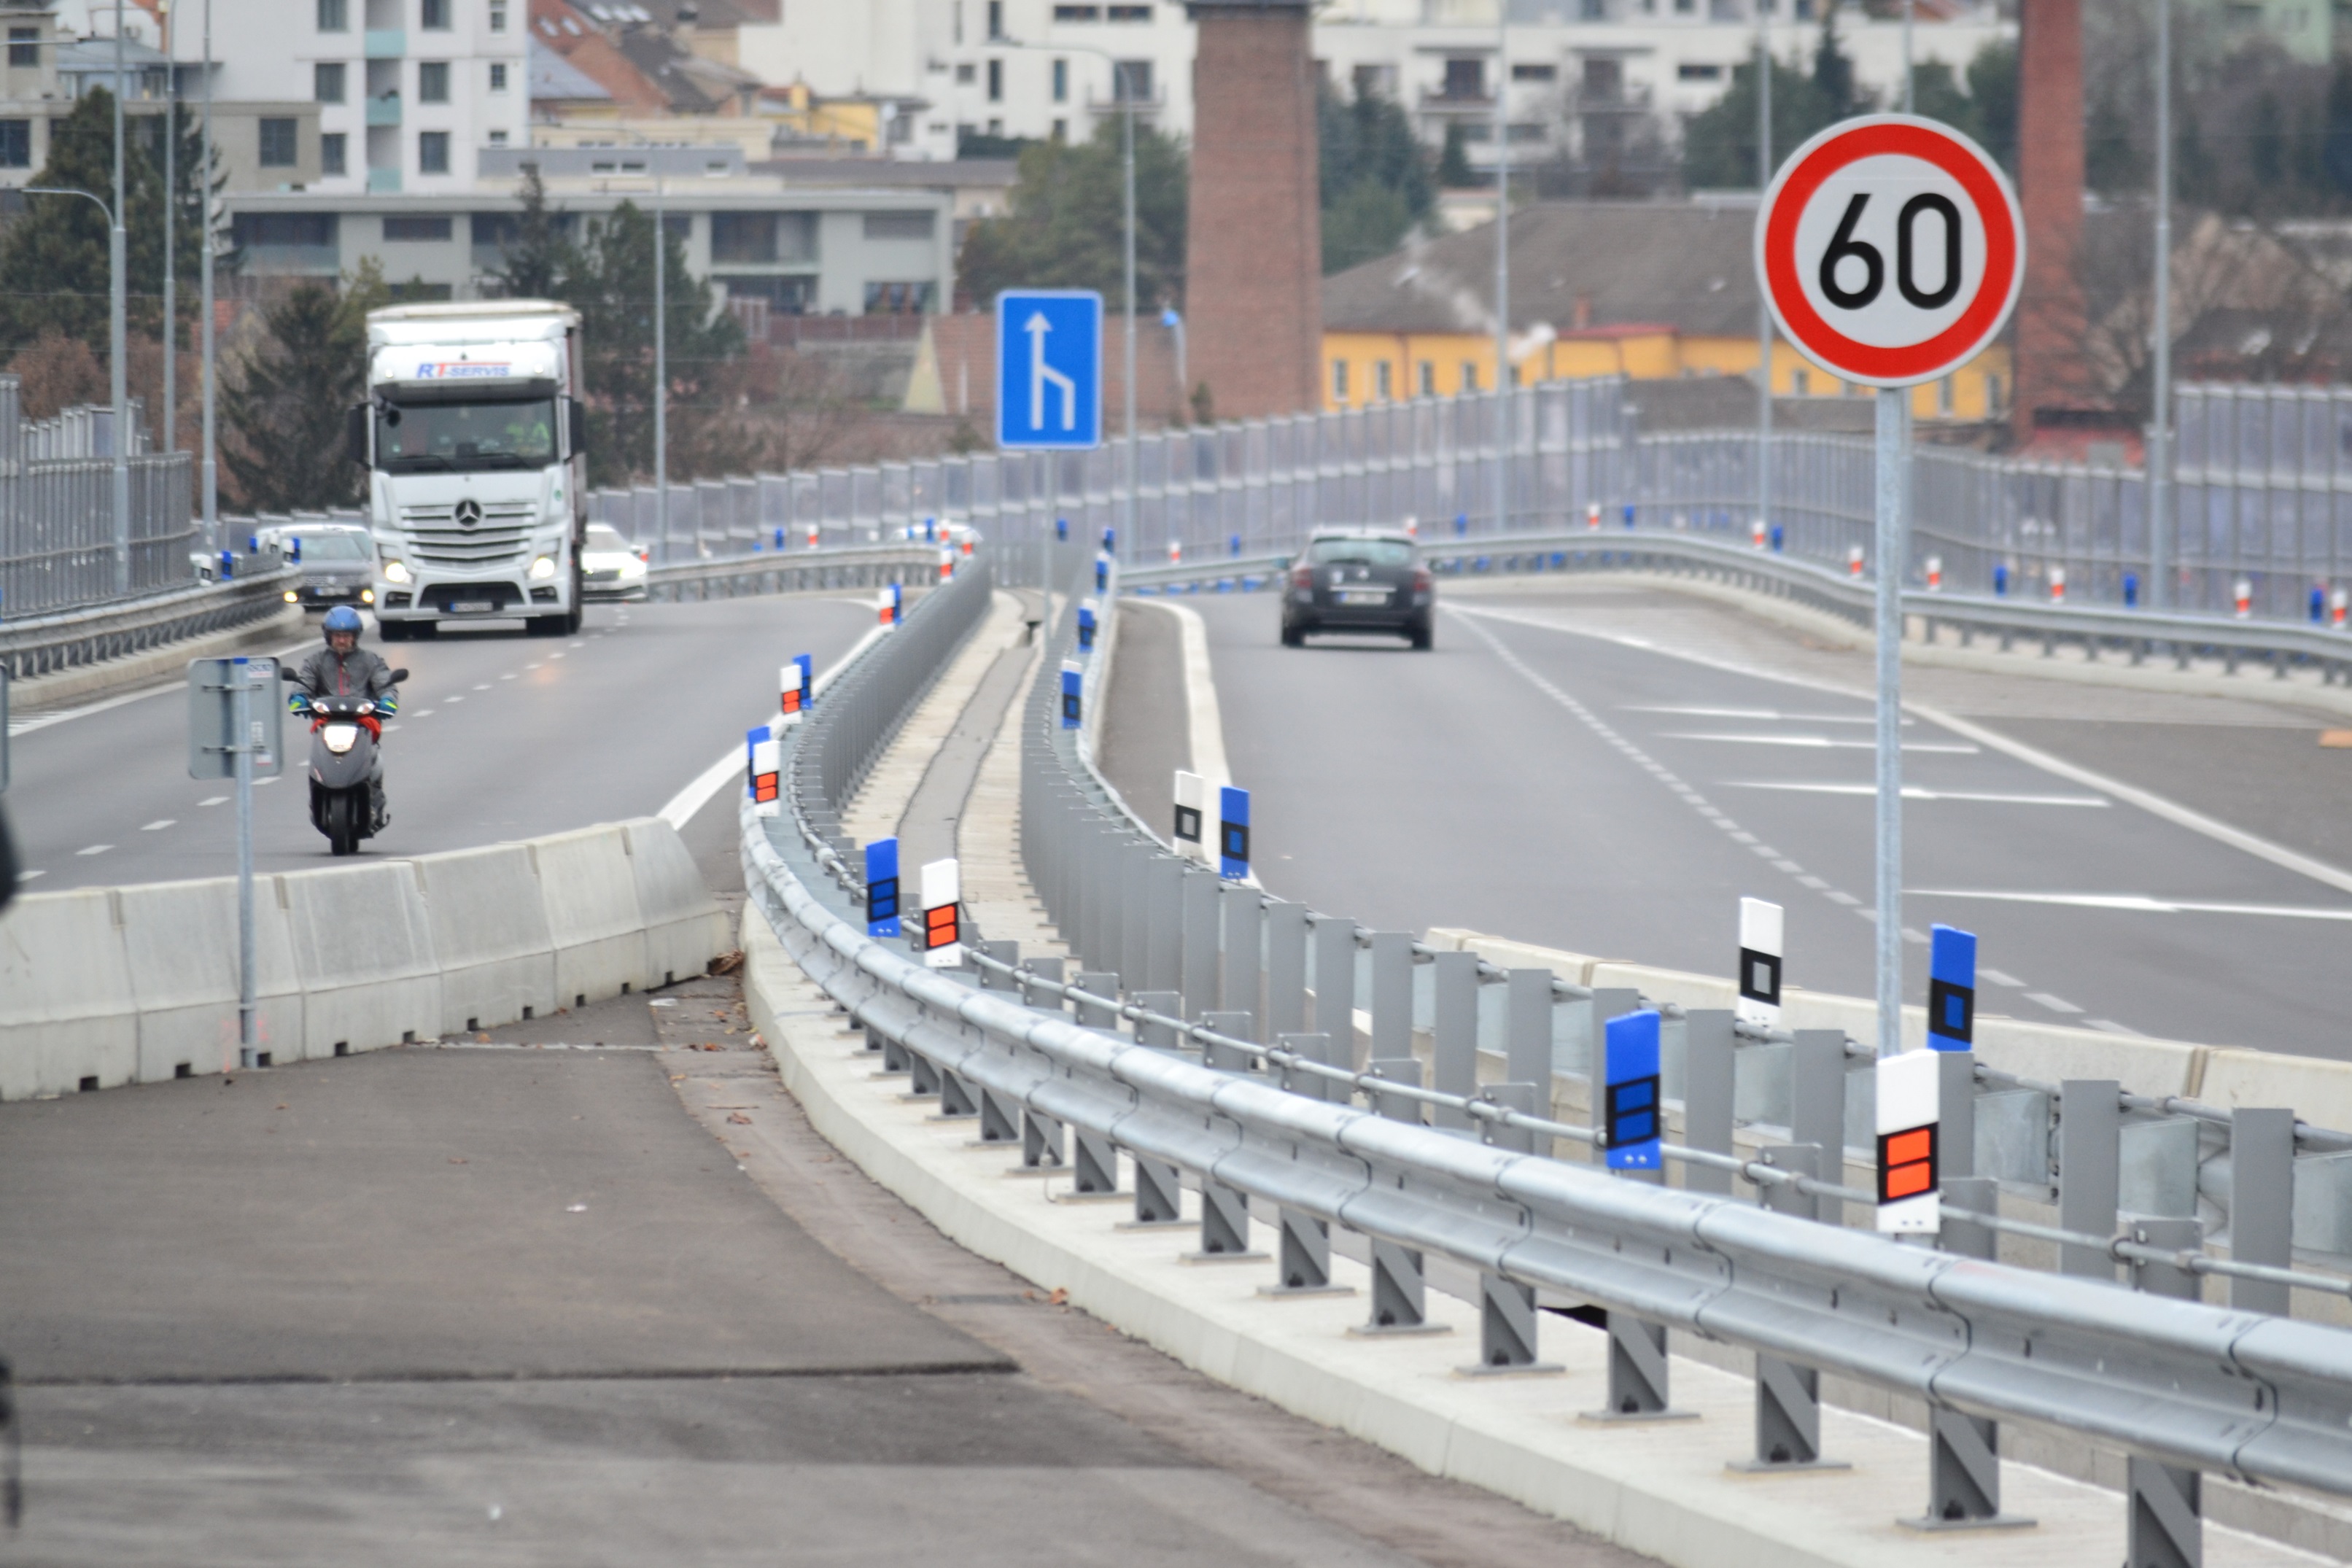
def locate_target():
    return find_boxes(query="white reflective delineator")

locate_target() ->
[1875,1048,1941,1234]
[749,734,780,817]
[1735,896,1783,1030]
[1172,769,1209,861]
[919,856,963,968]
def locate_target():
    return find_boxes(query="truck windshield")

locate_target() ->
[375,396,556,472]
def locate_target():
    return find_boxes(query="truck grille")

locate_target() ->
[400,500,536,567]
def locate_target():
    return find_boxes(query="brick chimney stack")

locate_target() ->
[2011,0,2096,442]
[1183,0,1321,419]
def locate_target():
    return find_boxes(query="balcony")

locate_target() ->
[1417,88,1495,115]
[1084,88,1165,117]
[368,166,403,193]
[366,95,400,126]
[363,28,404,58]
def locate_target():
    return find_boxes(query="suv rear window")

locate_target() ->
[1308,537,1413,567]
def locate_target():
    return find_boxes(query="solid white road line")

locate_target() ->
[1658,731,1979,753]
[1451,602,2352,903]
[1910,888,2352,920]
[1152,599,1232,793]
[2024,991,2084,1014]
[1623,704,1887,725]
[1723,781,2109,807]
[657,624,889,831]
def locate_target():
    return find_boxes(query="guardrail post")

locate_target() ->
[1020,955,1066,1012]
[1431,950,1479,1134]
[1939,1049,1976,1179]
[2060,1079,2122,1281]
[1132,991,1185,1051]
[936,1067,979,1121]
[1506,970,1553,1097]
[1121,846,1152,993]
[1181,865,1219,1019]
[978,939,1019,990]
[1903,1175,2033,1532]
[2127,1214,2205,1568]
[1735,1144,1844,1470]
[1221,884,1262,1029]
[1199,1012,1254,1072]
[1128,1152,1186,1228]
[1370,933,1414,1063]
[1072,972,1121,1030]
[1277,1032,1337,1102]
[1059,971,1126,1198]
[1357,1057,1446,1336]
[1189,1177,1262,1262]
[1683,1009,1735,1196]
[907,1049,941,1099]
[1792,1030,1849,1222]
[1311,915,1359,1070]
[1266,900,1308,1040]
[2229,1107,2294,1317]
[1149,856,1185,992]
[1464,1082,1561,1375]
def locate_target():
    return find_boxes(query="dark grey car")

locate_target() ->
[1279,530,1433,650]
[269,527,379,611]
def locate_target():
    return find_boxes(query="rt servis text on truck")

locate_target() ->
[350,300,590,640]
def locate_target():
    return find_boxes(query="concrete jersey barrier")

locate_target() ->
[0,816,729,1096]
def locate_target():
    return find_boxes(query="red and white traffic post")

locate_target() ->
[1756,115,2022,1060]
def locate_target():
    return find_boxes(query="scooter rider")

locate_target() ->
[292,605,399,828]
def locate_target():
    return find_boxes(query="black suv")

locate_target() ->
[1280,529,1433,650]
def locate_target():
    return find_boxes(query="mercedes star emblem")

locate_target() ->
[454,499,482,528]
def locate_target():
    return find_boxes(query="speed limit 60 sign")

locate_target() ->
[1755,115,2023,389]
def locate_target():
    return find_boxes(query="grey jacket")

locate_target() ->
[292,645,398,711]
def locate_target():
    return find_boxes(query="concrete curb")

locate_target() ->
[741,909,2314,1568]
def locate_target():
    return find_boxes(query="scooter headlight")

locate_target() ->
[529,554,558,581]
[320,723,361,756]
[383,559,414,585]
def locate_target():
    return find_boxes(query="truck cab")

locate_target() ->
[354,300,588,640]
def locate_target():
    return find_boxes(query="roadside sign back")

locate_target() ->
[1755,115,2023,389]
[187,657,284,780]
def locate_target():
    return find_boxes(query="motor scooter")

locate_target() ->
[282,667,407,856]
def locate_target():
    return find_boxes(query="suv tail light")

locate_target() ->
[1413,566,1433,592]
[1290,565,1313,590]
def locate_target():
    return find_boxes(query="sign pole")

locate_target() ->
[233,656,256,1057]
[1873,389,1905,1057]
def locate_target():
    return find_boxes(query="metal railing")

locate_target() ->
[740,545,2352,1540]
[0,555,296,683]
[0,376,197,619]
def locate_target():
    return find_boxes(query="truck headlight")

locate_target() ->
[383,559,413,585]
[529,555,558,581]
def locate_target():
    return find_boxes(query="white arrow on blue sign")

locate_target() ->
[995,289,1103,450]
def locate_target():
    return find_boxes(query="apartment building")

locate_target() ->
[169,0,529,195]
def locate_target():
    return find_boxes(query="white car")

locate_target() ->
[581,524,649,602]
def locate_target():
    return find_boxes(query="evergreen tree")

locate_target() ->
[1677,51,1828,190]
[1965,42,2019,174]
[1319,79,1435,273]
[952,120,1189,311]
[1436,120,1475,187]
[497,161,571,299]
[2324,58,2352,198]
[220,260,389,511]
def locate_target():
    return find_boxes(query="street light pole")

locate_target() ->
[1493,10,1509,536]
[2149,0,2174,609]
[110,0,128,594]
[1756,1,1772,550]
[200,0,215,547]
[163,1,175,460]
[654,161,668,554]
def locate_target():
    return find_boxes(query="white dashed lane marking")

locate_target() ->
[139,820,174,831]
[75,845,111,856]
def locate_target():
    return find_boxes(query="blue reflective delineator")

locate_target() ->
[793,653,814,707]
[1228,533,1241,557]
[1060,665,1082,729]
[1927,924,1977,1052]
[1453,513,1467,537]
[1102,527,1116,552]
[2124,571,2140,608]
[1218,785,1250,880]
[1623,503,1637,529]
[1094,554,1109,592]
[865,837,901,938]
[2313,585,2328,624]
[925,517,936,542]
[889,583,904,622]
[1056,517,1068,540]
[219,549,234,579]
[290,537,302,563]
[1993,562,2009,597]
[1769,523,1785,553]
[744,724,772,799]
[1604,1010,1664,1171]
[1076,604,1096,651]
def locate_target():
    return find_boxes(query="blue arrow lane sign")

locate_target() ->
[996,290,1102,450]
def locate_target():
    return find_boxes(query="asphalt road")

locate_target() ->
[1158,585,2352,1060]
[4,594,879,892]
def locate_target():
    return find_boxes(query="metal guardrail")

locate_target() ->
[740,549,2352,1524]
[0,559,298,683]
[646,542,948,603]
[1119,529,2352,686]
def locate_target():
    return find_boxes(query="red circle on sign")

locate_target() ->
[1758,117,2022,387]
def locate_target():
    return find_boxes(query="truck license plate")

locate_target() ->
[451,600,494,614]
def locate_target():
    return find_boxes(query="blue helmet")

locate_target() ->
[323,605,364,637]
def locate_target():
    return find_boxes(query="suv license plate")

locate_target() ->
[451,600,494,614]
[1338,589,1389,605]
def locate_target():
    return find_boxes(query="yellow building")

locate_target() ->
[1321,200,2010,422]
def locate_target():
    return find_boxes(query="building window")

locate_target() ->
[986,58,1003,101]
[0,120,27,168]
[1106,3,1151,16]
[1581,0,1606,18]
[489,61,508,91]
[1790,366,1808,395]
[863,209,934,240]
[986,0,1003,36]
[1375,360,1392,400]
[1677,63,1722,80]
[1052,58,1067,101]
[258,117,298,168]
[7,27,35,68]
[710,211,778,263]
[1460,362,1478,392]
[1330,360,1348,404]
[1512,62,1556,80]
[320,131,346,174]
[383,214,453,241]
[864,282,934,314]
[1417,361,1435,397]
[317,0,347,30]
[1050,117,1066,140]
[421,0,450,27]
[955,61,975,83]
[387,280,453,301]
[1938,374,1954,416]
[489,0,508,28]
[1052,3,1100,15]
[418,129,449,173]
[419,61,449,101]
[488,128,508,145]
[233,211,337,249]
[1984,373,2001,415]
[315,61,346,101]
[1113,58,1150,99]
[1442,58,1483,99]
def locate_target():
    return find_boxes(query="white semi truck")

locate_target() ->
[349,300,589,640]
